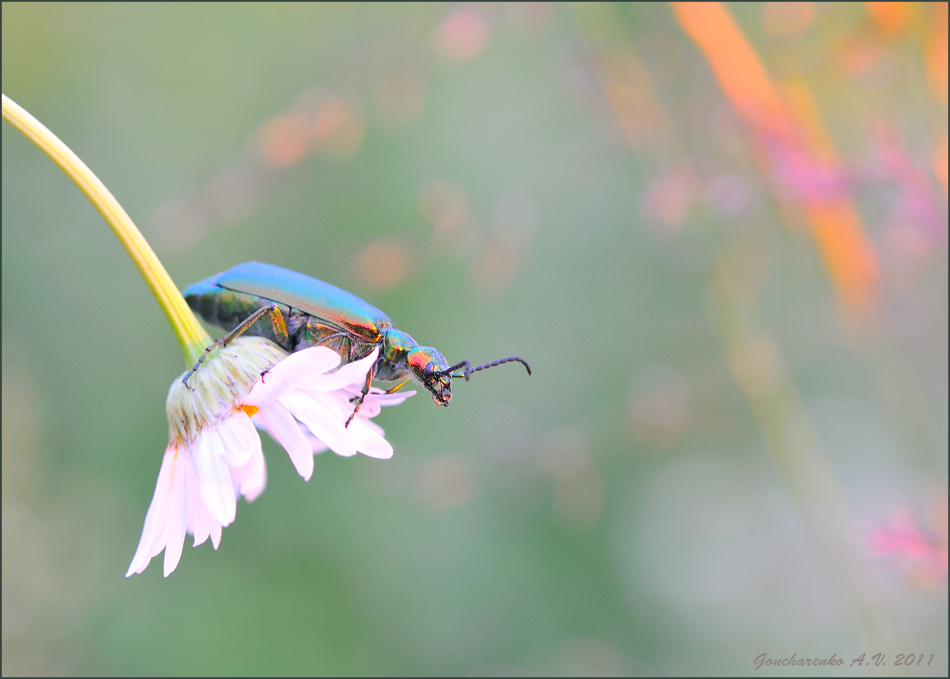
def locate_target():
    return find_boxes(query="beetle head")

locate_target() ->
[407,347,452,406]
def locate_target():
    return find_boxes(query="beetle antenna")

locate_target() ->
[446,356,531,380]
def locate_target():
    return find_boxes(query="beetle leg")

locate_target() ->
[182,304,287,388]
[381,375,411,394]
[383,375,412,394]
[316,331,349,354]
[344,363,376,428]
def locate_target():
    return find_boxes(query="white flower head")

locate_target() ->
[127,338,414,577]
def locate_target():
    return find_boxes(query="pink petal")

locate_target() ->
[349,420,394,459]
[357,418,386,438]
[240,447,267,502]
[302,348,379,392]
[188,453,212,548]
[312,388,359,420]
[162,449,189,577]
[298,424,331,454]
[126,446,176,577]
[228,460,246,499]
[354,397,382,419]
[247,347,341,406]
[280,391,357,457]
[367,389,417,407]
[255,401,314,481]
[193,428,238,526]
[216,413,260,468]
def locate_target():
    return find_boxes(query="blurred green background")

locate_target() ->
[3,2,947,675]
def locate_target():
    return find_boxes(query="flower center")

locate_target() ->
[165,337,288,443]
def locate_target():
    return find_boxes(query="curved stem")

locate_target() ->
[2,93,211,365]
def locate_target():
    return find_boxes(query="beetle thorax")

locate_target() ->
[380,328,417,358]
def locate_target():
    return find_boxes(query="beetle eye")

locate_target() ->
[422,362,437,380]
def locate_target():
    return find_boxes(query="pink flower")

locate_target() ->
[249,347,414,479]
[125,415,265,577]
[127,339,413,577]
[869,505,948,587]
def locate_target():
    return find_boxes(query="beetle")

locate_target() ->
[182,261,530,425]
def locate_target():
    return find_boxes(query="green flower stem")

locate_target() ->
[2,93,211,366]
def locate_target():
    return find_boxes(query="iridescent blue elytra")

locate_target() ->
[183,262,530,424]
